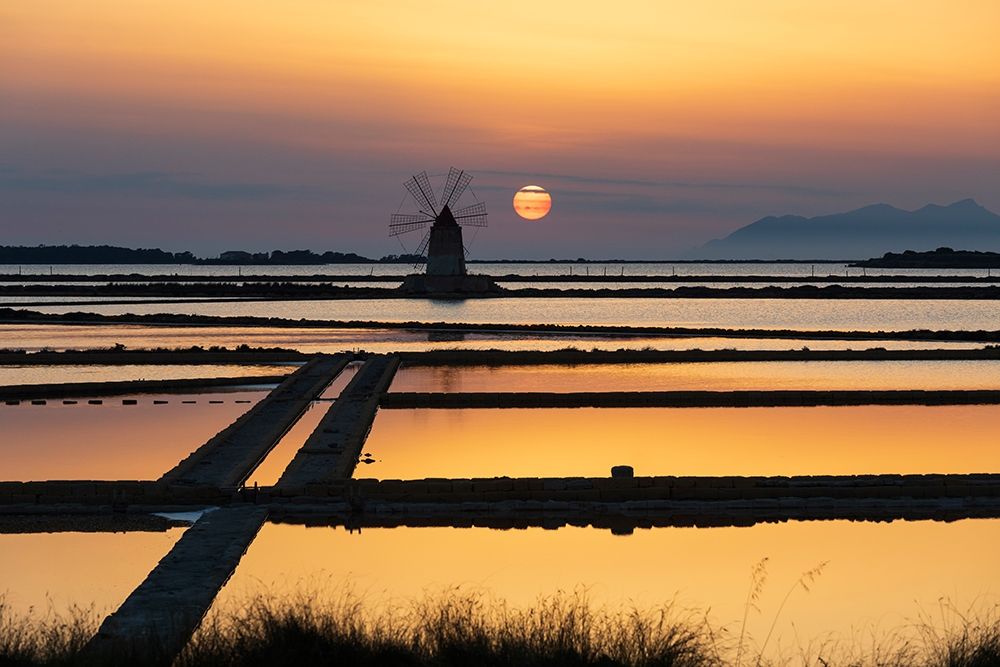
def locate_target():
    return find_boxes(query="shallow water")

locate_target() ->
[208,519,1000,656]
[0,528,186,616]
[391,360,1000,392]
[4,261,998,278]
[0,363,293,386]
[1,324,980,353]
[28,297,1000,332]
[0,390,265,480]
[363,406,1000,479]
[243,362,362,487]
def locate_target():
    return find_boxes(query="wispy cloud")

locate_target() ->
[0,167,307,200]
[474,169,852,198]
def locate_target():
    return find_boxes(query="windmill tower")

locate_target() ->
[390,168,497,294]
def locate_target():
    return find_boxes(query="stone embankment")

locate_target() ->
[161,355,351,488]
[0,348,307,366]
[3,473,1000,509]
[85,506,267,660]
[274,473,1000,505]
[0,375,287,400]
[277,355,400,487]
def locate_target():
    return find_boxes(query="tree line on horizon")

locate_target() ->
[0,245,425,265]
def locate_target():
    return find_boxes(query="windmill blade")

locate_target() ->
[413,230,431,268]
[403,171,438,215]
[453,201,488,227]
[440,167,473,209]
[389,213,433,237]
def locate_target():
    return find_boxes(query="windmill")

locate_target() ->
[389,168,488,277]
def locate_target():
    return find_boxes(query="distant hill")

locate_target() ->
[695,199,1000,260]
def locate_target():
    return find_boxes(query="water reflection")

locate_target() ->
[391,360,1000,393]
[208,519,1000,655]
[0,324,983,354]
[0,391,265,480]
[363,406,1000,479]
[0,529,185,616]
[28,297,1000,331]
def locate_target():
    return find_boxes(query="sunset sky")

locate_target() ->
[2,1,998,258]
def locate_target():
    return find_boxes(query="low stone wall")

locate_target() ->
[0,481,229,506]
[0,375,287,400]
[273,473,1000,504]
[4,474,998,508]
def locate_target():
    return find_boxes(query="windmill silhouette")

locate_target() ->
[389,168,488,277]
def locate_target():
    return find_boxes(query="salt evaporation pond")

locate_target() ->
[206,519,1000,657]
[391,360,1000,392]
[1,390,266,480]
[362,405,1000,479]
[0,528,186,617]
[26,297,1000,331]
[0,324,985,354]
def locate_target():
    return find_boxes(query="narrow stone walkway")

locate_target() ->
[85,505,266,661]
[277,355,399,487]
[161,355,350,488]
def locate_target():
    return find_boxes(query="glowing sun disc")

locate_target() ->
[513,185,552,220]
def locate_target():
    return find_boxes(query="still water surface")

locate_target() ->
[29,298,1000,331]
[363,406,1000,479]
[4,262,997,278]
[207,519,1000,655]
[3,324,978,353]
[1,391,264,480]
[244,362,362,487]
[0,529,185,616]
[392,360,1000,392]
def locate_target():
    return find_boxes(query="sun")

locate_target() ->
[513,185,552,220]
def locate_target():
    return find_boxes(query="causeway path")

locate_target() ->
[277,355,399,487]
[161,354,350,488]
[85,506,266,661]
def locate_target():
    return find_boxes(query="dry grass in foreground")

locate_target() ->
[2,590,999,667]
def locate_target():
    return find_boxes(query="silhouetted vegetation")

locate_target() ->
[0,245,195,265]
[853,247,1000,269]
[2,591,999,666]
[0,245,428,265]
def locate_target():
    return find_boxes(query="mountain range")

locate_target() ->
[694,199,1000,260]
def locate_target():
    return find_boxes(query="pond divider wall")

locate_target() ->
[277,355,400,487]
[160,355,351,488]
[0,375,288,400]
[84,505,267,661]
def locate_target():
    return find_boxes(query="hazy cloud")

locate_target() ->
[0,166,307,201]
[474,169,853,198]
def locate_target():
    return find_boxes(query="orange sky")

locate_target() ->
[2,1,998,256]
